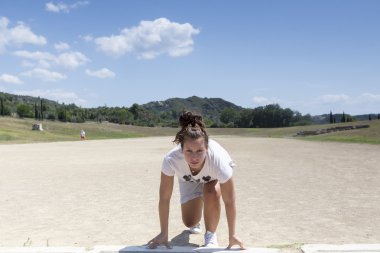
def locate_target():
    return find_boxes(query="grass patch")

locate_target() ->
[0,117,175,144]
[1,116,380,145]
[231,121,380,145]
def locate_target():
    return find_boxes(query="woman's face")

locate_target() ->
[182,137,207,170]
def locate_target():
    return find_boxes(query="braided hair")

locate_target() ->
[174,111,209,148]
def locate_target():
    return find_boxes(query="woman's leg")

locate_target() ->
[181,196,203,228]
[203,180,221,233]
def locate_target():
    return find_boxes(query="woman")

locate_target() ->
[147,111,245,249]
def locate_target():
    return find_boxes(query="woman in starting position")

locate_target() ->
[147,111,245,249]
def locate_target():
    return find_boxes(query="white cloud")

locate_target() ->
[13,50,55,60]
[13,50,55,68]
[70,1,89,9]
[85,68,115,78]
[21,68,67,82]
[0,17,47,53]
[56,52,89,68]
[54,42,70,51]
[45,1,89,13]
[81,34,93,42]
[358,93,380,103]
[318,94,350,103]
[13,89,86,105]
[0,73,23,84]
[297,92,380,115]
[252,96,279,106]
[94,17,200,59]
[45,2,68,13]
[14,50,89,69]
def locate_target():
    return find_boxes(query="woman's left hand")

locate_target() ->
[226,235,246,250]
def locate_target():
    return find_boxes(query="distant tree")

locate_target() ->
[346,114,354,122]
[369,114,372,121]
[282,108,294,127]
[220,108,238,125]
[329,111,333,124]
[292,113,312,126]
[57,108,70,122]
[333,117,336,123]
[236,109,253,127]
[341,112,346,123]
[250,104,296,128]
[17,103,32,118]
[34,102,38,120]
[129,103,139,120]
[171,110,178,119]
[0,98,10,116]
[0,97,4,116]
[118,109,133,124]
[378,114,380,120]
[47,113,56,121]
[40,99,44,121]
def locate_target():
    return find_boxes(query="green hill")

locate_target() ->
[1,91,378,128]
[142,96,243,123]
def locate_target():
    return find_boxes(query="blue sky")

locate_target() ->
[0,0,379,115]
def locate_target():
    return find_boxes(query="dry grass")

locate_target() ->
[1,116,379,145]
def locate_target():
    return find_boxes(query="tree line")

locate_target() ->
[1,94,379,128]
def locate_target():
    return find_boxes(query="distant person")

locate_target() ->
[80,129,86,140]
[147,111,245,249]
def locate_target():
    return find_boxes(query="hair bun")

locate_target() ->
[179,111,204,128]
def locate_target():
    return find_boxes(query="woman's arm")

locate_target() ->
[159,172,174,235]
[220,177,245,249]
[147,172,174,249]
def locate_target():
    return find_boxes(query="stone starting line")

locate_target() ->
[0,245,380,253]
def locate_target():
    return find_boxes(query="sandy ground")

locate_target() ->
[0,136,380,248]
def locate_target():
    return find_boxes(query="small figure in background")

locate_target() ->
[80,129,86,140]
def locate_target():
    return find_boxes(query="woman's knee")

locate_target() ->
[181,197,202,227]
[203,181,221,200]
[182,218,199,228]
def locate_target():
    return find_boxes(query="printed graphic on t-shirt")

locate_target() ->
[202,176,211,182]
[183,175,212,183]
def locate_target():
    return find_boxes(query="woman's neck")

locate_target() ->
[189,160,205,176]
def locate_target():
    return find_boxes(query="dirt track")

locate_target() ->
[0,137,379,247]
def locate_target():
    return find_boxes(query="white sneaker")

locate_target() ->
[189,223,202,234]
[204,231,218,247]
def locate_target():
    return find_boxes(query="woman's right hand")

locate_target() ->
[146,232,172,249]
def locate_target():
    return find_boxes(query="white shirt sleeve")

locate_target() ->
[161,156,175,176]
[209,140,235,184]
[215,156,234,184]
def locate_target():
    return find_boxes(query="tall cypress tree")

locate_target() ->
[329,111,333,124]
[40,99,44,121]
[34,102,38,120]
[341,112,346,123]
[0,97,4,116]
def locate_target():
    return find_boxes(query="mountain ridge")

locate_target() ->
[141,95,243,122]
[1,91,378,126]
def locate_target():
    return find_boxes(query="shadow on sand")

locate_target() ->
[118,231,240,253]
[170,230,200,247]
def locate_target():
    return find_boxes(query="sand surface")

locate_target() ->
[0,136,379,248]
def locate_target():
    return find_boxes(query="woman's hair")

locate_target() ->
[174,111,209,148]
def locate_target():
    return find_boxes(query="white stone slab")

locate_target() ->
[0,247,86,253]
[88,246,192,253]
[194,247,279,253]
[301,244,380,253]
[89,245,279,253]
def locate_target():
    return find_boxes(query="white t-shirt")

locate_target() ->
[161,139,235,184]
